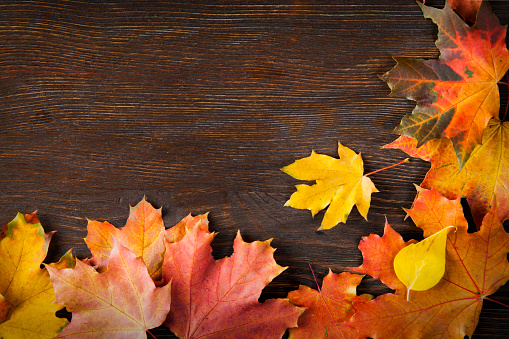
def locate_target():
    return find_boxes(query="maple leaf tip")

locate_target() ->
[317,221,337,231]
[280,165,292,174]
[402,207,411,221]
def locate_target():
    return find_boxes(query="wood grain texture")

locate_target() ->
[0,0,508,337]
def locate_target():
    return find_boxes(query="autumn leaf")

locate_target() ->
[348,190,509,338]
[404,185,468,237]
[393,226,454,300]
[165,213,209,243]
[449,0,481,23]
[162,220,304,338]
[348,220,417,296]
[381,0,509,168]
[384,120,509,227]
[282,141,378,230]
[287,270,372,339]
[47,238,172,338]
[85,198,165,279]
[0,294,11,323]
[0,212,68,339]
[83,219,116,271]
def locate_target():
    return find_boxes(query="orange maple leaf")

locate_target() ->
[384,120,509,227]
[349,220,417,297]
[381,0,509,168]
[287,270,372,338]
[165,213,209,243]
[162,220,304,338]
[348,188,509,338]
[47,238,172,338]
[84,198,165,279]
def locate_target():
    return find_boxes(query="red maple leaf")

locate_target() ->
[161,221,304,338]
[381,0,509,168]
[287,270,372,338]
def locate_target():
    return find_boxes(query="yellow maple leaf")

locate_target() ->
[282,142,378,230]
[0,213,69,339]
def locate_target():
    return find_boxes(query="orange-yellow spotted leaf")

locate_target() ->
[381,0,509,168]
[282,142,378,230]
[47,238,172,338]
[0,213,68,339]
[162,222,304,338]
[84,198,165,279]
[348,198,509,338]
[384,120,509,227]
[394,226,455,300]
[287,270,372,338]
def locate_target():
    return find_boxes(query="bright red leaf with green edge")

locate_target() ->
[381,0,509,168]
[161,221,304,338]
[384,120,509,227]
[0,212,70,339]
[286,270,372,339]
[47,238,172,339]
[348,189,509,338]
[84,198,165,279]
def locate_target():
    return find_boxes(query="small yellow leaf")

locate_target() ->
[393,226,455,300]
[282,142,378,230]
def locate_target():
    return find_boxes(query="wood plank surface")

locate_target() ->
[1,0,508,337]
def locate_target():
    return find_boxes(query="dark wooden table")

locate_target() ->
[1,0,508,337]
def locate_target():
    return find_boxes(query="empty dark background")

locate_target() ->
[0,0,508,337]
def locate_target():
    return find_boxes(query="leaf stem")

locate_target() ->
[365,158,410,177]
[308,263,339,329]
[147,330,157,339]
[485,296,509,309]
[499,81,509,86]
[309,262,322,293]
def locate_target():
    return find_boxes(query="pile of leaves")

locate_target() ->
[0,0,508,338]
[0,200,304,338]
[282,0,509,338]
